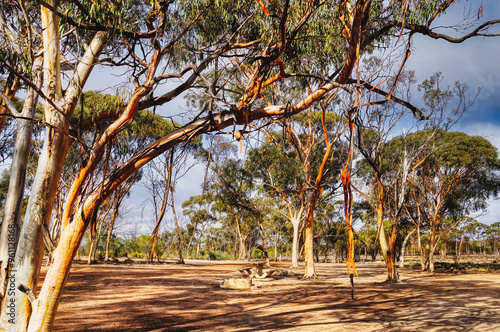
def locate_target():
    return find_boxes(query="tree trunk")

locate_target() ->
[274,232,278,262]
[150,155,172,262]
[0,56,42,301]
[259,225,270,267]
[233,214,246,260]
[238,236,245,260]
[429,223,437,272]
[25,189,97,331]
[87,235,96,265]
[416,223,425,271]
[399,228,416,268]
[376,195,390,275]
[387,223,398,282]
[195,236,203,259]
[303,203,316,278]
[185,225,197,258]
[105,193,122,261]
[458,233,465,256]
[150,185,170,262]
[171,193,184,264]
[291,215,301,268]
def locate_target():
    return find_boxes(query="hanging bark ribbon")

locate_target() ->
[341,110,358,280]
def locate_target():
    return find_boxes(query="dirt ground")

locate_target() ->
[42,258,500,332]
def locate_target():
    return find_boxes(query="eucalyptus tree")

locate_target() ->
[291,109,346,277]
[355,68,474,281]
[407,131,500,271]
[0,0,499,330]
[0,1,110,328]
[138,112,200,262]
[486,222,500,255]
[182,194,216,259]
[247,133,307,267]
[247,108,345,274]
[208,158,270,262]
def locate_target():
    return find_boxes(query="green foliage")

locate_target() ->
[182,194,215,224]
[59,0,138,38]
[72,91,125,127]
[247,138,305,195]
[410,130,500,216]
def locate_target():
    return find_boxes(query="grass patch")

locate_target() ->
[434,261,500,273]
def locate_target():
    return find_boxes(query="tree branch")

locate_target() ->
[37,0,161,39]
[349,79,427,120]
[405,19,500,43]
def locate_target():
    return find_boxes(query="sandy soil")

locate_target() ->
[43,259,500,332]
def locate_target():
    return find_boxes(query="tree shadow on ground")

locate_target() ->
[45,261,500,331]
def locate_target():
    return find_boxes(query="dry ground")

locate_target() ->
[43,259,500,332]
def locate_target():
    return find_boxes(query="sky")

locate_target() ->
[406,1,500,226]
[109,0,500,235]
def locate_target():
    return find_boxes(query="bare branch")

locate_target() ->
[405,19,500,43]
[350,79,427,120]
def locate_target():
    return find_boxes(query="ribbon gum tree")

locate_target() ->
[0,0,499,330]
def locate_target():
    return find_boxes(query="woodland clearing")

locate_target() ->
[45,258,500,331]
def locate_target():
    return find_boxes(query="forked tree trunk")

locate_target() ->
[88,200,113,264]
[458,233,465,256]
[303,127,336,278]
[150,156,172,262]
[231,211,246,260]
[185,225,197,257]
[150,186,170,262]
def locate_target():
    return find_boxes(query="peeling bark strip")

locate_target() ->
[341,112,358,278]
